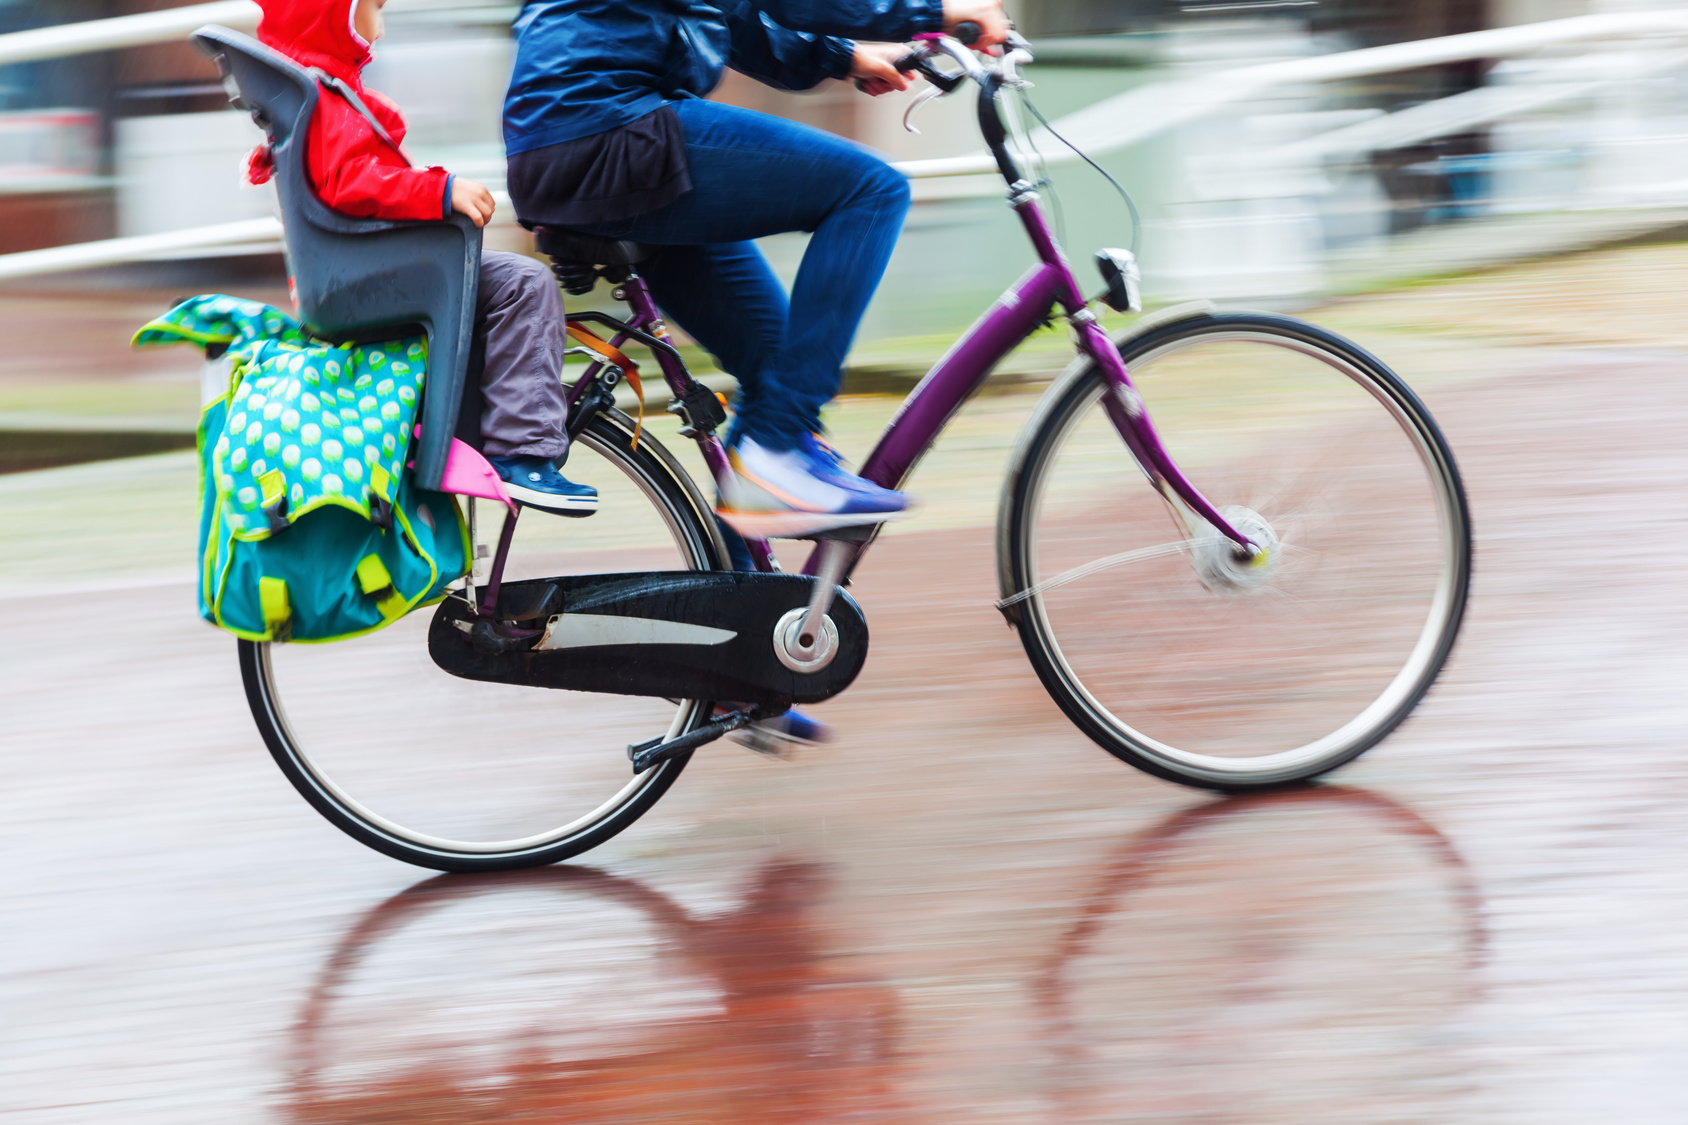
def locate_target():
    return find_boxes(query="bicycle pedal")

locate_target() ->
[730,725,799,760]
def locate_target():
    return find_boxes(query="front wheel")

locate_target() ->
[999,311,1471,790]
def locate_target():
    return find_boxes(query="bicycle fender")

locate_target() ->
[427,571,868,707]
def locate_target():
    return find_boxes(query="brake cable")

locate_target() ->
[1015,87,1143,258]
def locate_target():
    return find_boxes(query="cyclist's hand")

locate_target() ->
[941,0,1010,52]
[850,42,912,95]
[451,177,496,228]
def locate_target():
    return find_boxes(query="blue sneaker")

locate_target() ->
[717,432,909,539]
[488,455,598,517]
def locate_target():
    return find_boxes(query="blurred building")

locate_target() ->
[4,0,1687,320]
[0,0,115,253]
[0,0,517,255]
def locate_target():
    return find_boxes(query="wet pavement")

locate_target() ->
[4,248,1688,1123]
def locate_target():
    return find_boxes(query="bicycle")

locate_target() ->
[240,30,1472,872]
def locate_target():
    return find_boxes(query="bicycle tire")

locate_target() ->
[241,408,729,871]
[999,310,1471,791]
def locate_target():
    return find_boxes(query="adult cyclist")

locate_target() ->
[503,0,1010,545]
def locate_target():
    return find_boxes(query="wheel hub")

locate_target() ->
[1190,505,1279,594]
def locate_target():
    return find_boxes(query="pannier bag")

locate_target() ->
[135,295,470,642]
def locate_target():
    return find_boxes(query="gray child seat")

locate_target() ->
[191,24,481,491]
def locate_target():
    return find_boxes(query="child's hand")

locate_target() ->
[451,178,496,227]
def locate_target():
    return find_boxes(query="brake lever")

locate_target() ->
[903,83,946,134]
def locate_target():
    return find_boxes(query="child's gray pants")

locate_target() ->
[477,249,569,460]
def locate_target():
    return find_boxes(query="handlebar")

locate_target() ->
[852,20,990,93]
[852,27,1036,188]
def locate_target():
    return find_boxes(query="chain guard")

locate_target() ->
[428,571,868,707]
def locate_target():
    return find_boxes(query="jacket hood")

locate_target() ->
[257,0,371,82]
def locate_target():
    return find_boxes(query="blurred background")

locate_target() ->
[8,0,1688,324]
[4,3,1688,1123]
[9,0,1688,423]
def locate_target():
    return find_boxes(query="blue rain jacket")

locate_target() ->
[504,0,945,155]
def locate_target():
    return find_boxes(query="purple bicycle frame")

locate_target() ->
[554,190,1252,589]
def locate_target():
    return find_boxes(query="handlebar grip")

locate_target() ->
[951,20,982,46]
[855,50,924,93]
[855,45,963,93]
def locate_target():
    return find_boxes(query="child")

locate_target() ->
[250,0,596,516]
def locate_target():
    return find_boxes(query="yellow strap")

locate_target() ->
[369,462,391,501]
[355,554,408,620]
[566,322,644,449]
[355,553,391,595]
[258,468,286,509]
[258,576,290,636]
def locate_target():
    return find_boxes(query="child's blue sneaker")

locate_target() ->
[488,454,598,517]
[718,432,909,539]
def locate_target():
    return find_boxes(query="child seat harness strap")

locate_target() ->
[308,69,412,167]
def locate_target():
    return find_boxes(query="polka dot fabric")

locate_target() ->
[137,295,426,542]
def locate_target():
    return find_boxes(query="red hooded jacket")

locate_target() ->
[251,0,451,221]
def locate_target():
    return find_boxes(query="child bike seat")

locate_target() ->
[191,24,481,492]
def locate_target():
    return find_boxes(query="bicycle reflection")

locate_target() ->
[287,861,906,1124]
[1036,786,1485,1123]
[285,789,1481,1124]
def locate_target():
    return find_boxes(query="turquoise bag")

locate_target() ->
[140,296,470,643]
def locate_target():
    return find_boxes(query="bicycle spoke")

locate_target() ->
[997,538,1194,609]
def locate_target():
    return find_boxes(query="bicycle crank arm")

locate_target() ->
[627,706,761,773]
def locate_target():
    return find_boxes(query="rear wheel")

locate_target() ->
[1000,312,1471,790]
[241,410,727,870]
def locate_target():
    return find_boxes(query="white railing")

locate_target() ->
[0,218,279,282]
[4,5,1688,279]
[0,0,512,64]
[901,8,1688,178]
[0,1,257,68]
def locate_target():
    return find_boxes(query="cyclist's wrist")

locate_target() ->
[820,36,856,81]
[908,0,945,34]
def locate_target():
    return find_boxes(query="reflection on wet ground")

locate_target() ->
[276,789,1479,1125]
[1037,789,1484,1124]
[5,293,1688,1121]
[289,862,907,1124]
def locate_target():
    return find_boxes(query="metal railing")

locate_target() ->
[0,1,257,68]
[3,5,1688,281]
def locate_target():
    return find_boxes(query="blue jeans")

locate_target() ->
[570,99,912,450]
